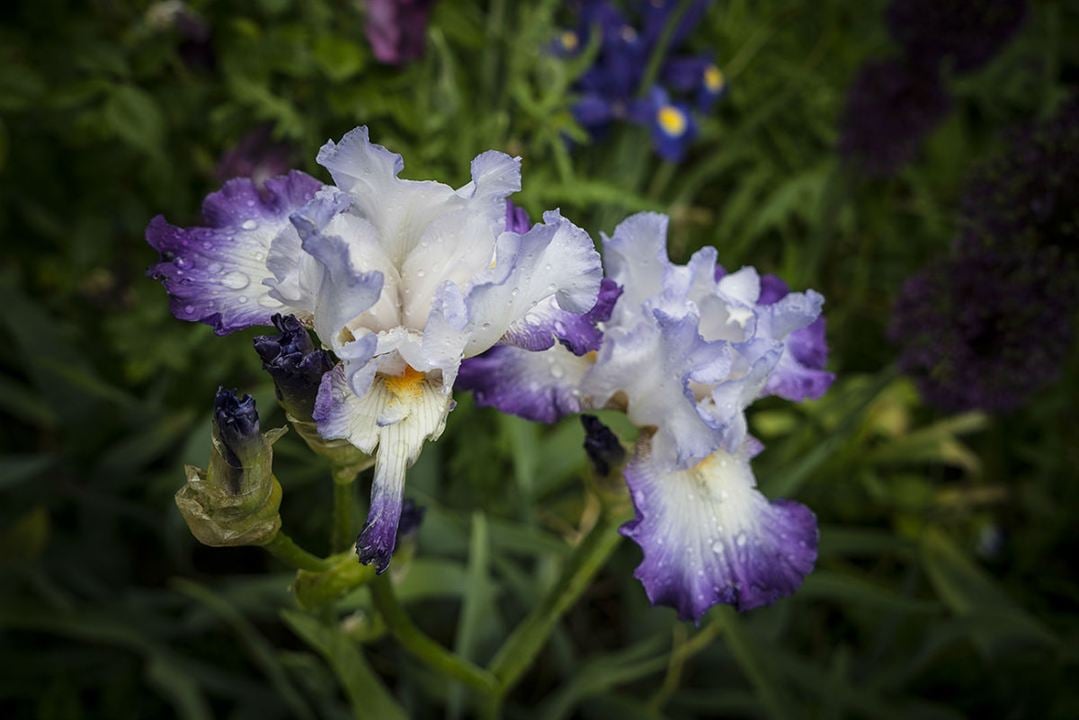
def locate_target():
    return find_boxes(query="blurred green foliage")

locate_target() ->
[1,0,1078,718]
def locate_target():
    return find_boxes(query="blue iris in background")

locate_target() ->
[557,0,723,162]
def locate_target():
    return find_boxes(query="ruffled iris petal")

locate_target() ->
[146,171,323,334]
[458,344,592,423]
[621,438,818,621]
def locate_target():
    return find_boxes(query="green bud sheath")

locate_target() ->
[176,425,287,547]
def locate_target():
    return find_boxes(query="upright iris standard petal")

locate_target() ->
[147,171,324,333]
[621,436,818,621]
[583,312,733,468]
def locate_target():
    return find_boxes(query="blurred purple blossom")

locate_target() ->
[889,249,1073,413]
[886,0,1027,75]
[957,94,1079,262]
[365,0,437,66]
[216,126,297,188]
[838,57,951,177]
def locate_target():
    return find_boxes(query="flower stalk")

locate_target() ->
[369,573,500,697]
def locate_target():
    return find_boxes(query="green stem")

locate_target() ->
[637,0,697,97]
[487,509,626,694]
[331,480,354,554]
[263,532,331,572]
[370,573,500,697]
[293,552,377,610]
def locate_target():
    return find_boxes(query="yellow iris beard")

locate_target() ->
[658,106,687,136]
[705,65,724,93]
[384,365,427,400]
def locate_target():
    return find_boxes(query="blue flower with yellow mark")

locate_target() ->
[556,1,723,161]
[642,88,697,162]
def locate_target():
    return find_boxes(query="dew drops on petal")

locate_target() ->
[221,271,250,290]
[241,219,257,230]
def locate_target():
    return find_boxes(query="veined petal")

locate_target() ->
[146,171,323,333]
[457,344,593,423]
[313,364,452,572]
[501,278,622,355]
[602,212,671,323]
[621,437,819,621]
[462,211,602,357]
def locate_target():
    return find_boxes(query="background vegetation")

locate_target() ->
[1,0,1077,717]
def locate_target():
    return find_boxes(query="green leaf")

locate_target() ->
[173,580,313,720]
[799,570,941,614]
[537,635,669,720]
[0,455,55,491]
[449,512,492,719]
[713,607,797,720]
[313,36,365,82]
[103,85,165,158]
[282,609,408,720]
[921,528,1059,655]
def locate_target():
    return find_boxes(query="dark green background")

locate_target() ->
[1,0,1077,717]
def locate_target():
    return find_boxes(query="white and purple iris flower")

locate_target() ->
[148,127,603,572]
[459,212,834,621]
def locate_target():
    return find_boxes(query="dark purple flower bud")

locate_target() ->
[217,125,297,189]
[838,57,952,178]
[253,314,335,422]
[365,0,437,66]
[886,0,1027,75]
[889,249,1074,413]
[213,387,260,487]
[581,414,626,476]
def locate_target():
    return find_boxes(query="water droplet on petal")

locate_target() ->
[735,533,747,547]
[550,364,565,379]
[241,219,257,230]
[221,271,250,290]
[183,304,195,315]
[258,295,283,308]
[238,295,249,304]
[711,541,723,554]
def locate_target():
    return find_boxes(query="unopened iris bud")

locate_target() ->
[254,314,333,420]
[254,314,371,478]
[581,415,626,477]
[175,388,285,547]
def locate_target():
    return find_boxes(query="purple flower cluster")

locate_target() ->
[891,96,1079,412]
[558,0,725,162]
[886,0,1027,75]
[839,0,1027,177]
